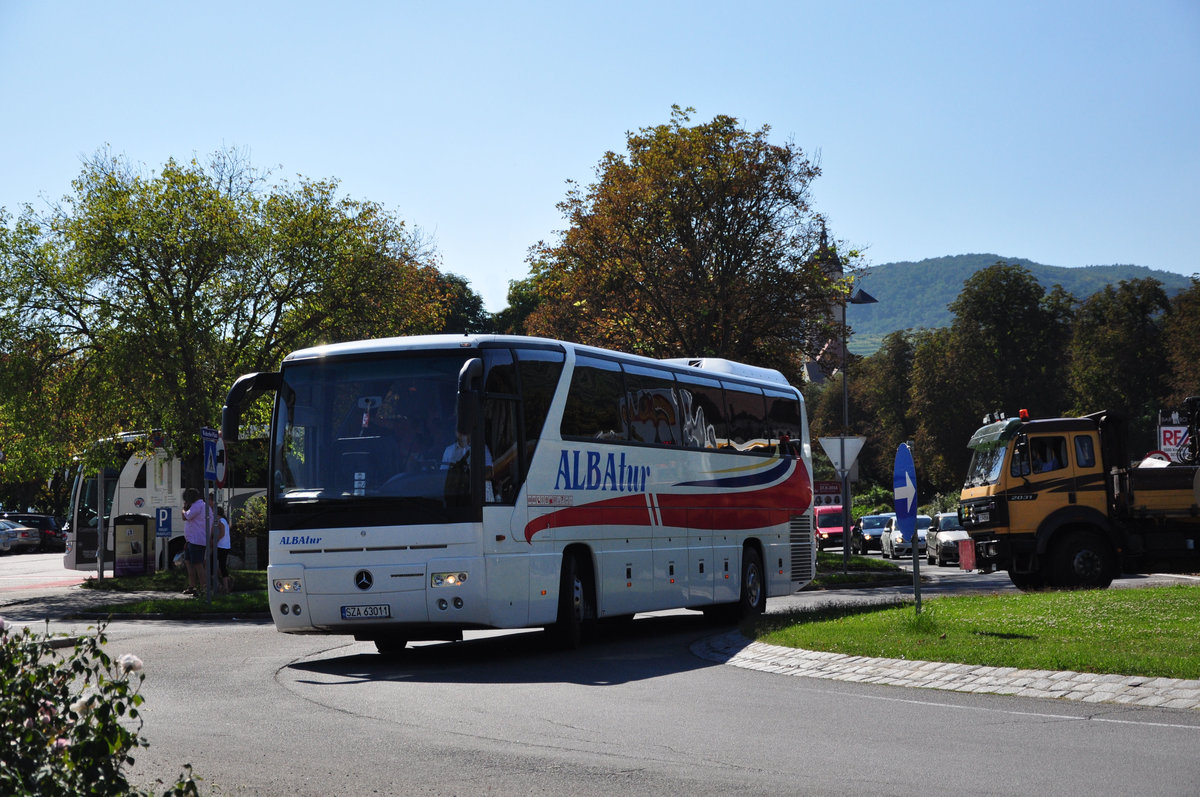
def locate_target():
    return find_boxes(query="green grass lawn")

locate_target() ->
[753,584,1200,680]
[80,569,269,616]
[100,591,269,617]
[807,551,906,589]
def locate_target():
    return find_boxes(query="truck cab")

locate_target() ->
[960,411,1117,589]
[960,407,1200,590]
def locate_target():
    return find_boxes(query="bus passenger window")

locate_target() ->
[622,363,681,446]
[766,390,802,454]
[723,383,768,453]
[675,374,723,449]
[561,356,626,441]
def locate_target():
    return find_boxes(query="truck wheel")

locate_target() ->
[1007,570,1046,591]
[1049,531,1114,589]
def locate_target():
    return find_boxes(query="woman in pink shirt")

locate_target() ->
[181,487,208,595]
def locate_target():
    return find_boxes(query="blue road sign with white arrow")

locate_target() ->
[893,443,917,538]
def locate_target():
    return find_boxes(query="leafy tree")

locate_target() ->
[855,330,918,485]
[0,149,445,488]
[1067,278,1171,450]
[491,275,542,335]
[1164,277,1200,407]
[437,272,492,333]
[525,106,847,382]
[947,263,1074,421]
[909,264,1075,493]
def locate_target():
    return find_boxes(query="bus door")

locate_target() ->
[69,466,118,568]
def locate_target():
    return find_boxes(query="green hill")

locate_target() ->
[846,254,1196,354]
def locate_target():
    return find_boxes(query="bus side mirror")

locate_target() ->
[222,371,282,441]
[456,358,483,437]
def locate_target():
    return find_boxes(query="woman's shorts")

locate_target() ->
[185,542,207,564]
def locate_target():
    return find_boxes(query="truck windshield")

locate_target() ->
[272,352,475,527]
[963,445,1007,488]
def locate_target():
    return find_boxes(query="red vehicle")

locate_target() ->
[814,505,844,551]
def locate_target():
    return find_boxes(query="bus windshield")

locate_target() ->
[273,352,476,525]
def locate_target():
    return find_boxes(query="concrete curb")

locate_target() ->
[692,631,1200,711]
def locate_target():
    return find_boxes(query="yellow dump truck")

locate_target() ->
[958,399,1200,589]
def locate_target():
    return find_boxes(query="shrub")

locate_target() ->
[0,616,200,796]
[235,494,267,538]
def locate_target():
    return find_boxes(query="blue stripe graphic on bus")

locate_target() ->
[674,456,792,489]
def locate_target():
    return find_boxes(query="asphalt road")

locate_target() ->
[105,608,1200,797]
[4,552,1200,796]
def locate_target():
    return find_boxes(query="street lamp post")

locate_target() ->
[840,287,877,574]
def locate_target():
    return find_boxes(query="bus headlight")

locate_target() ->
[431,571,469,588]
[273,578,303,593]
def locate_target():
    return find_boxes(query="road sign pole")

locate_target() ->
[201,427,219,604]
[893,443,921,614]
[819,436,866,575]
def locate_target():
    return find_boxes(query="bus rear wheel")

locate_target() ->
[703,548,765,625]
[739,547,766,619]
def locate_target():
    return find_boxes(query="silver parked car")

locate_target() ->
[0,518,40,552]
[926,511,969,566]
[882,514,932,559]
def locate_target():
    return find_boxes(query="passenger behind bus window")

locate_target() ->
[441,432,494,504]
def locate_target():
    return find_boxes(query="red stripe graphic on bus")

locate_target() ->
[524,458,812,543]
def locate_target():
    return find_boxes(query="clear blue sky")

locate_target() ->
[2,1,1197,311]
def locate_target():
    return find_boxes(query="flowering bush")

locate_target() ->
[0,616,199,796]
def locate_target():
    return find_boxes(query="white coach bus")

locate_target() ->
[221,335,816,653]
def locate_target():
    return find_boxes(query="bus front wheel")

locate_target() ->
[374,635,409,656]
[549,553,594,650]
